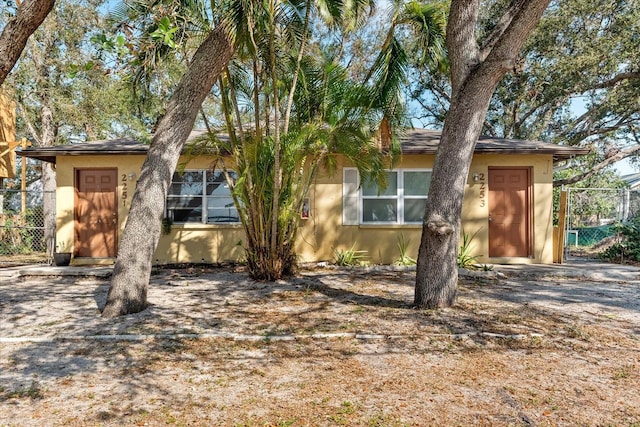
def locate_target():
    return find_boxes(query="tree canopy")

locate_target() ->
[5,0,150,146]
[409,0,640,186]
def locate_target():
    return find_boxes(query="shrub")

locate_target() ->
[599,218,640,263]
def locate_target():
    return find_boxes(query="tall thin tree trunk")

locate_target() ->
[39,102,57,258]
[42,163,56,256]
[282,0,310,135]
[268,0,282,276]
[102,25,234,318]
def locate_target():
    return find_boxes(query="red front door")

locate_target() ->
[488,168,531,257]
[74,169,118,257]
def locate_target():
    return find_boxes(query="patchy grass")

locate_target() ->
[1,267,639,425]
[5,381,45,400]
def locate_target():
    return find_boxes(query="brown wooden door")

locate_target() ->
[74,169,118,257]
[488,168,530,257]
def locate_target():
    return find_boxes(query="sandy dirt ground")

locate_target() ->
[0,264,639,426]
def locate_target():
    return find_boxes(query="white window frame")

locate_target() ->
[166,169,240,225]
[349,168,431,225]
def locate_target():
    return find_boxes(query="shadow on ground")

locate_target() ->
[1,264,639,408]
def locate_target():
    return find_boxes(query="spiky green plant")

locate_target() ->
[334,244,369,267]
[394,232,416,266]
[457,229,481,269]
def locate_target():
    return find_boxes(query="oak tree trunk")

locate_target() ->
[415,75,500,307]
[0,0,55,86]
[415,0,551,308]
[102,26,234,318]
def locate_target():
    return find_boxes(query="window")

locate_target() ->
[362,171,399,222]
[351,169,431,225]
[166,170,239,224]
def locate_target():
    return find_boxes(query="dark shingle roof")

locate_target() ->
[399,129,589,161]
[20,128,589,164]
[19,138,148,163]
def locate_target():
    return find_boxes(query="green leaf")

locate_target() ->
[150,16,179,48]
[67,64,79,79]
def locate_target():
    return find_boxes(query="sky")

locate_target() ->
[616,158,637,177]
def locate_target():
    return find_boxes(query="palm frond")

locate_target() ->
[399,1,447,69]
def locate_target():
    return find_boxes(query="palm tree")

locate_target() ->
[197,52,394,279]
[191,0,446,279]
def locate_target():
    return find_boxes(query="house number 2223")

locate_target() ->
[477,173,486,207]
[121,174,128,206]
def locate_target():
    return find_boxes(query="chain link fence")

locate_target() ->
[0,189,56,266]
[564,188,640,258]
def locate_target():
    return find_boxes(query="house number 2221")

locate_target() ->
[477,173,486,207]
[121,174,128,206]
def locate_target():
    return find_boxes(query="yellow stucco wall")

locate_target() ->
[295,154,554,265]
[465,154,555,265]
[55,152,554,265]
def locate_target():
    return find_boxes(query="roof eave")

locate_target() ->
[401,147,591,162]
[22,153,57,163]
[19,149,149,164]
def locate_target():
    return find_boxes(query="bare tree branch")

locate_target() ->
[15,102,42,146]
[483,1,550,75]
[517,94,568,133]
[0,0,56,86]
[592,71,640,90]
[564,115,636,146]
[528,101,563,140]
[554,144,640,187]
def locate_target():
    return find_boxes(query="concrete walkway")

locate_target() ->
[493,258,640,282]
[0,264,113,280]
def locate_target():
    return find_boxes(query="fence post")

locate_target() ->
[624,188,630,222]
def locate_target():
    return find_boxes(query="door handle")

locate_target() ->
[488,213,493,222]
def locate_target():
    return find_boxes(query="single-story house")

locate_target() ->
[19,129,588,266]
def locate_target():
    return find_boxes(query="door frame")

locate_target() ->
[488,166,534,258]
[73,167,118,258]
